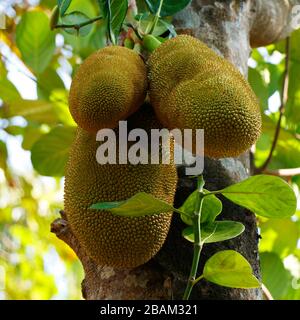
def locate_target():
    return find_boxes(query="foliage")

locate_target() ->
[92,174,296,298]
[249,31,300,299]
[0,0,299,300]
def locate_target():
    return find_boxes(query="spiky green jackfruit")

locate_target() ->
[148,35,262,159]
[64,106,177,268]
[69,46,147,133]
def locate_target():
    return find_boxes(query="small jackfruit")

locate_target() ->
[69,46,147,133]
[64,106,177,268]
[148,35,262,159]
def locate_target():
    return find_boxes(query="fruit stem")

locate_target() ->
[142,34,162,53]
[183,175,205,300]
[149,0,164,34]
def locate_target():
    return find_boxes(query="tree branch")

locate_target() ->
[255,37,290,174]
[262,284,274,301]
[54,16,102,30]
[51,210,172,300]
[264,168,300,178]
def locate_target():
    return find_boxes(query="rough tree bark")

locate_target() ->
[51,0,299,300]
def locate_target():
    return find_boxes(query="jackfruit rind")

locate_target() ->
[165,74,261,158]
[148,35,262,158]
[69,46,147,133]
[64,106,177,268]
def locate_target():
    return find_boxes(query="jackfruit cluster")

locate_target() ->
[64,106,177,268]
[65,35,261,268]
[148,35,262,158]
[69,46,147,133]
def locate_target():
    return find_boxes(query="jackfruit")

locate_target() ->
[148,35,262,159]
[69,46,147,133]
[64,105,177,268]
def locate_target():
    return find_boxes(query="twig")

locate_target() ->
[262,283,274,300]
[54,16,102,30]
[256,37,290,174]
[264,168,300,178]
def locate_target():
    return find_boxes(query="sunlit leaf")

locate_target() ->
[220,175,297,219]
[0,140,8,171]
[286,60,300,125]
[37,67,65,100]
[50,89,76,126]
[179,189,222,225]
[4,100,58,124]
[182,221,245,244]
[248,67,268,110]
[16,11,55,74]
[22,126,44,151]
[90,192,174,217]
[203,250,260,289]
[259,219,299,258]
[260,252,290,299]
[31,126,76,176]
[255,115,300,169]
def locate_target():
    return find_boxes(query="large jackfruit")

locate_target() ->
[69,46,147,133]
[148,35,262,159]
[64,106,177,268]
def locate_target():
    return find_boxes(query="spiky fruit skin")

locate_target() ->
[148,35,262,159]
[69,46,147,133]
[64,106,177,268]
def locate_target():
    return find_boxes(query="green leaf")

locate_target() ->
[66,0,97,17]
[136,0,150,13]
[179,189,222,225]
[63,23,106,58]
[50,6,60,30]
[255,115,300,169]
[219,175,297,219]
[97,0,107,16]
[145,0,191,17]
[107,0,128,44]
[203,250,261,289]
[16,11,55,74]
[37,67,65,100]
[182,221,245,244]
[0,61,21,102]
[137,12,173,36]
[90,192,174,217]
[0,78,21,102]
[31,126,76,176]
[260,252,290,299]
[259,219,299,258]
[90,200,126,210]
[61,11,93,36]
[0,140,8,171]
[4,100,58,124]
[267,63,283,96]
[286,60,300,125]
[248,68,268,111]
[22,126,44,151]
[60,0,72,16]
[50,89,76,126]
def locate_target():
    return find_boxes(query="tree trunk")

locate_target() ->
[51,0,299,300]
